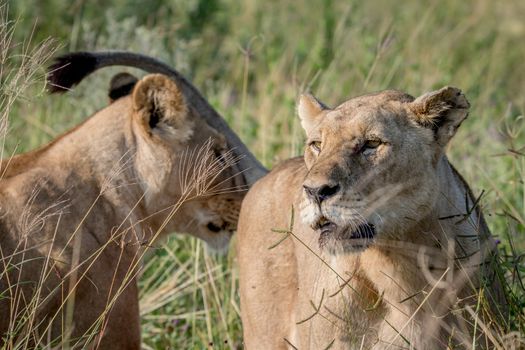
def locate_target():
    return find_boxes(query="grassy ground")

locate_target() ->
[2,0,525,348]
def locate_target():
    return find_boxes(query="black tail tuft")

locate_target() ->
[46,52,98,94]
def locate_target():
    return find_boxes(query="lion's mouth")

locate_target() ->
[314,216,376,250]
[315,217,338,235]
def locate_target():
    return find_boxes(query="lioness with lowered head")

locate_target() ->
[0,52,265,348]
[238,87,505,349]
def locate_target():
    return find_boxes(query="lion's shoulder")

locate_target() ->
[239,156,305,231]
[248,156,305,199]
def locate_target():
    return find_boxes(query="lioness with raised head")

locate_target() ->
[0,52,265,349]
[238,87,505,349]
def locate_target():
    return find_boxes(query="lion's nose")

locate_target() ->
[303,183,340,203]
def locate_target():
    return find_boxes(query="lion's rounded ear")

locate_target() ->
[409,86,470,146]
[108,72,138,103]
[132,74,193,142]
[297,93,329,135]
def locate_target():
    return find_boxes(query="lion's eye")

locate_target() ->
[309,141,322,153]
[363,139,382,149]
[214,149,228,167]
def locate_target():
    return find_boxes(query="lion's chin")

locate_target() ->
[199,231,233,255]
[314,219,376,255]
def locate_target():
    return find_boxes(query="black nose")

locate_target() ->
[303,183,340,203]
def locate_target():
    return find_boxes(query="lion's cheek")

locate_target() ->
[372,181,437,239]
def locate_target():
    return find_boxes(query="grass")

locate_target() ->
[1,0,525,348]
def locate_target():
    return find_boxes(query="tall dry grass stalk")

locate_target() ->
[0,4,63,349]
[0,4,58,165]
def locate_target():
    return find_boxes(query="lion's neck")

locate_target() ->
[432,156,489,255]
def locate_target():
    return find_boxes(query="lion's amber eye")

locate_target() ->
[364,139,381,149]
[214,148,228,167]
[310,141,322,153]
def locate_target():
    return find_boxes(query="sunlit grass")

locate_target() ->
[2,0,524,348]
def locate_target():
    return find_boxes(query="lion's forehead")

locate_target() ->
[338,90,415,108]
[322,105,411,141]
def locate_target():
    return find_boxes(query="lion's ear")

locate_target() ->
[108,72,137,103]
[132,74,194,142]
[409,86,470,146]
[298,93,329,135]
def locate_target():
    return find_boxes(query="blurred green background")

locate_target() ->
[3,0,525,348]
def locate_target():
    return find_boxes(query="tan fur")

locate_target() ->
[0,74,244,349]
[238,87,504,349]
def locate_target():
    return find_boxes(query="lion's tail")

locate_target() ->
[46,51,178,94]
